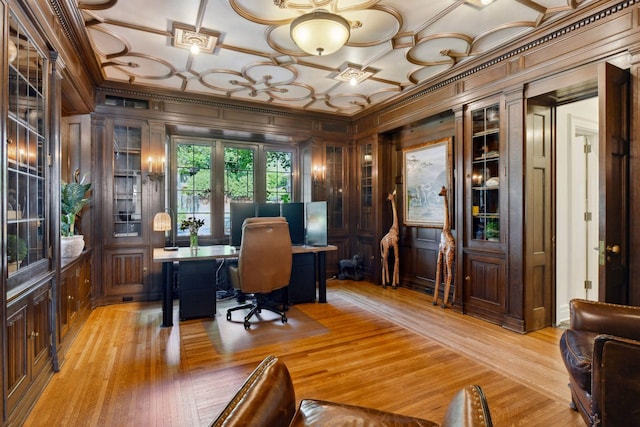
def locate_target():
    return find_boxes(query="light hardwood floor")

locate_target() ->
[25,280,583,426]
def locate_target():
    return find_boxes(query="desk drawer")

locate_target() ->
[179,260,217,320]
[288,253,316,304]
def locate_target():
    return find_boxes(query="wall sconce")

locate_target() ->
[147,156,165,190]
[313,164,326,186]
[363,153,373,163]
[153,208,178,251]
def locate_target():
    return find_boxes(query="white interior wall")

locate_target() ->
[555,97,598,325]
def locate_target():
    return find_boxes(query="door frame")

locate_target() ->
[523,61,630,329]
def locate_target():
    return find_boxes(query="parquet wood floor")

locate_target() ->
[24,280,583,426]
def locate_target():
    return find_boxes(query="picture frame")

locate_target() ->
[402,137,452,227]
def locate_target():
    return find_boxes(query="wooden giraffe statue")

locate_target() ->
[380,190,399,288]
[433,186,455,308]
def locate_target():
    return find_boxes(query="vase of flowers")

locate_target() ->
[180,217,205,250]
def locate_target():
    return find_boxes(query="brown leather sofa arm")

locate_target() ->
[210,355,296,427]
[441,385,493,427]
[591,334,640,426]
[211,355,493,427]
[569,299,640,340]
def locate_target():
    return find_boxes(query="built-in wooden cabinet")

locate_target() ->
[2,2,58,424]
[106,119,149,245]
[6,281,52,423]
[463,98,507,324]
[354,137,378,280]
[324,143,348,275]
[94,116,160,303]
[57,252,92,360]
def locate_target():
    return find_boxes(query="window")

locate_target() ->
[223,146,254,235]
[266,150,292,203]
[176,143,213,236]
[171,137,297,242]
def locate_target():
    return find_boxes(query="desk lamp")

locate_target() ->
[153,209,178,251]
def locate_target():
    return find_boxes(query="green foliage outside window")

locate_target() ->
[176,143,212,235]
[224,147,254,202]
[266,151,292,203]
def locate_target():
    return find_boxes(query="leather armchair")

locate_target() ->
[211,355,493,427]
[559,299,640,426]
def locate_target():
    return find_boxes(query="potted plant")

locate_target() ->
[7,234,27,272]
[484,219,500,241]
[61,176,92,258]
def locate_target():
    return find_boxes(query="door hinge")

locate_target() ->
[584,280,592,290]
[584,143,592,154]
[47,154,53,166]
[584,212,592,221]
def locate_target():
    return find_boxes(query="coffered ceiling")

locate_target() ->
[76,0,596,116]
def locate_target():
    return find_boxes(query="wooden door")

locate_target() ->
[104,248,149,301]
[598,63,630,304]
[525,101,553,330]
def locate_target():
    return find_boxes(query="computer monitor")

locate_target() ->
[230,202,257,247]
[305,201,327,246]
[281,202,305,245]
[256,202,280,217]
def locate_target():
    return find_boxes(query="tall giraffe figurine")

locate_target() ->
[380,190,399,288]
[433,186,455,308]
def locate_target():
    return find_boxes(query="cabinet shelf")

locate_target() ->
[473,154,499,162]
[473,213,500,218]
[472,186,499,190]
[472,128,499,137]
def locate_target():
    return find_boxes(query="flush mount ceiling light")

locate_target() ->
[290,9,350,56]
[332,63,378,86]
[172,23,220,55]
[465,0,495,7]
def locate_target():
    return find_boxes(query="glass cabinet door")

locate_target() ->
[326,145,344,230]
[112,124,143,237]
[6,11,48,278]
[359,143,373,231]
[471,103,500,242]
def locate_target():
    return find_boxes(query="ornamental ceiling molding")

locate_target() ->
[48,0,621,116]
[391,0,636,113]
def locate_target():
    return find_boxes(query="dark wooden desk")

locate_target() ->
[153,244,337,327]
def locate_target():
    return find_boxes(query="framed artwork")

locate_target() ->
[403,137,451,227]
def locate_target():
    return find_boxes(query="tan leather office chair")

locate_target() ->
[226,217,292,329]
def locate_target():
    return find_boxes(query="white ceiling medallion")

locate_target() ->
[290,9,350,56]
[172,23,220,55]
